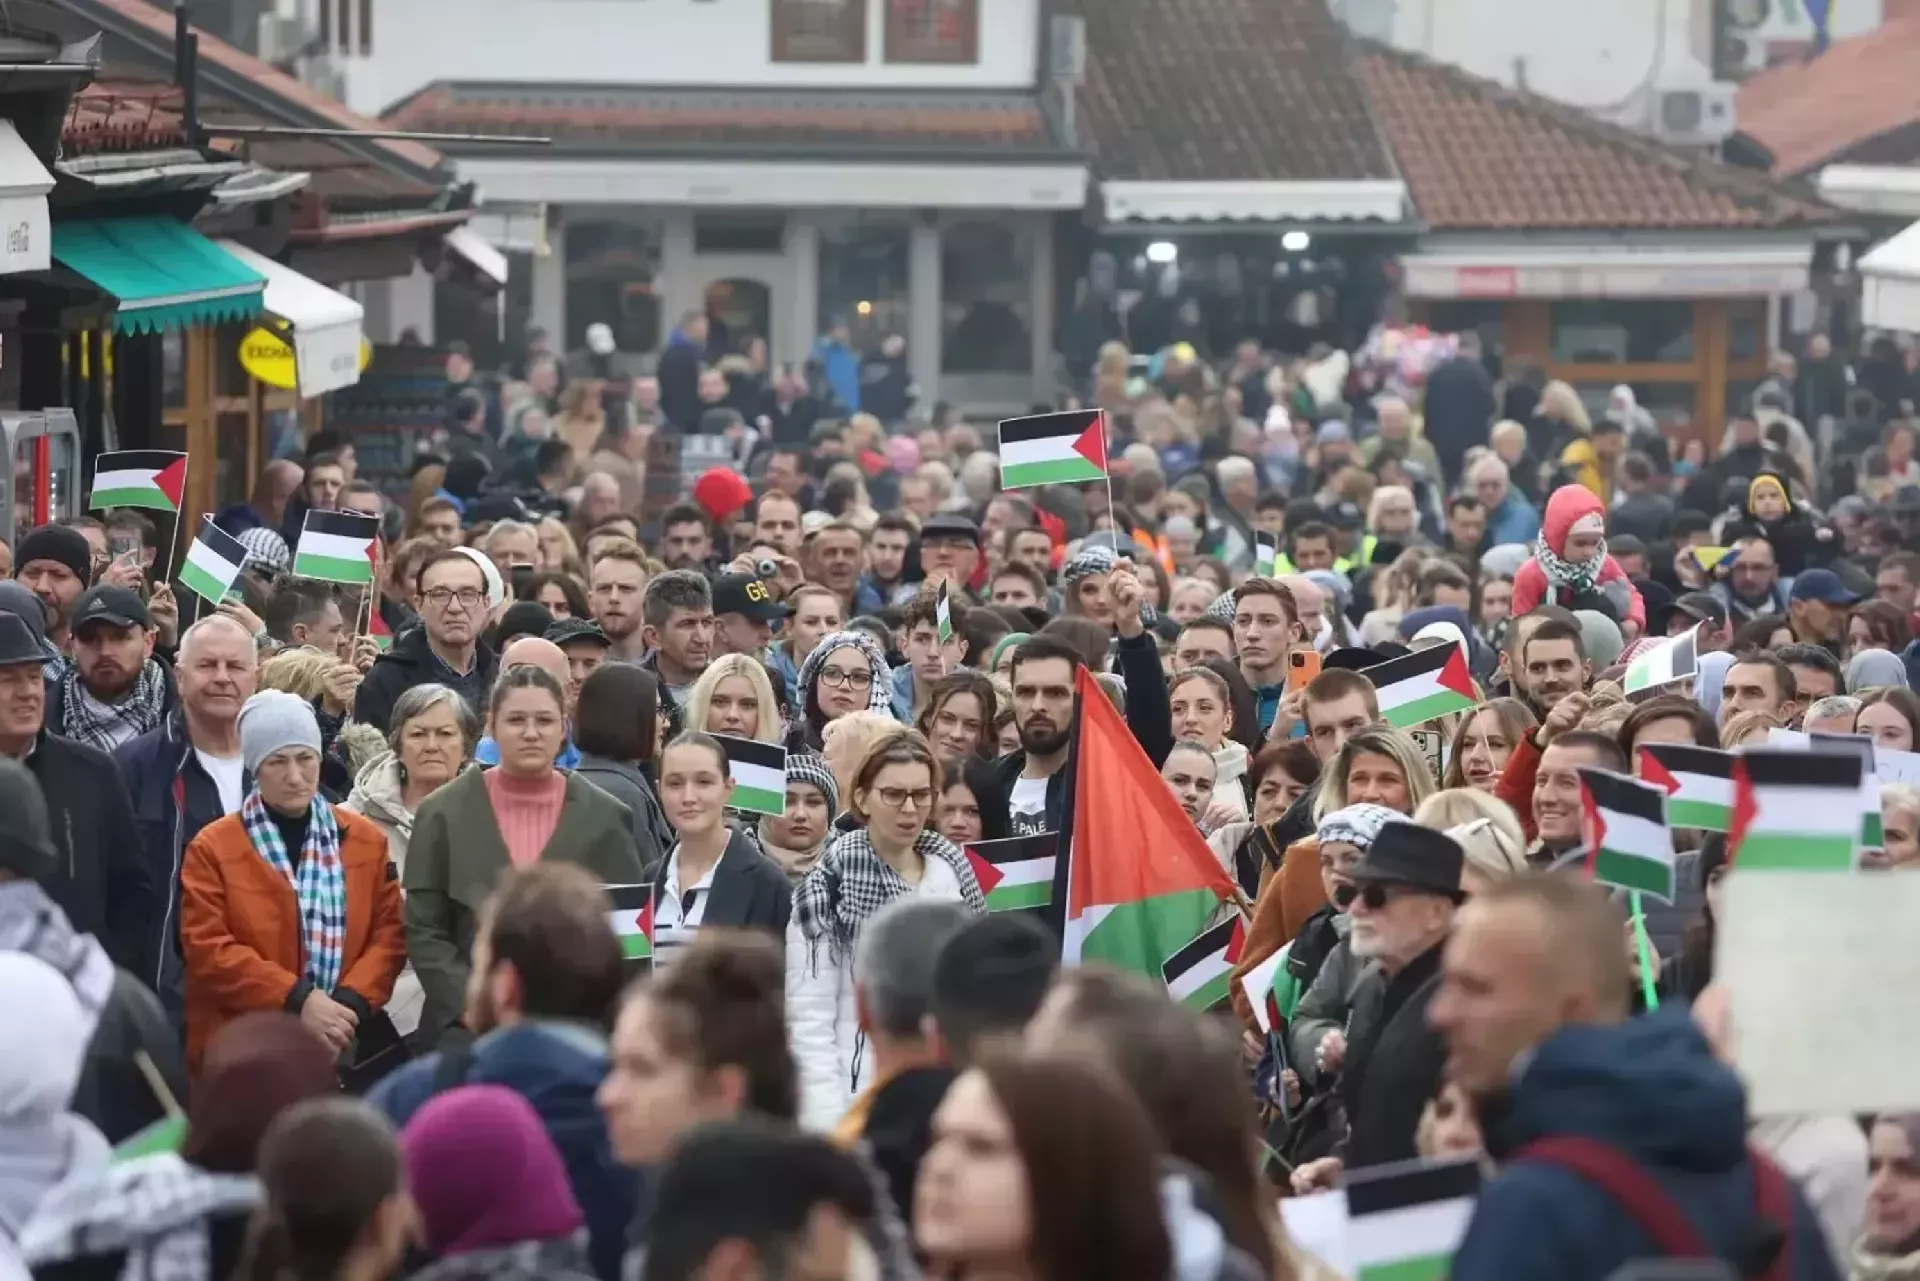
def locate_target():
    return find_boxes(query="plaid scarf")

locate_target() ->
[239,791,346,992]
[58,658,169,753]
[792,826,984,972]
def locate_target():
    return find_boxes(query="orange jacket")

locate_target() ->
[1228,836,1329,1025]
[179,805,406,1068]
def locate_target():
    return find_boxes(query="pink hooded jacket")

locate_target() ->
[1510,485,1646,632]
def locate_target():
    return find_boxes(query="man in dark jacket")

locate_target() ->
[48,584,176,753]
[372,864,636,1281]
[657,311,709,432]
[114,613,258,1010]
[858,335,915,426]
[1421,334,1497,489]
[1432,876,1840,1281]
[0,608,156,977]
[356,548,498,733]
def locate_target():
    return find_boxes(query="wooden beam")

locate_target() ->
[182,327,216,566]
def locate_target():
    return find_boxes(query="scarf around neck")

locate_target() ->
[1534,535,1606,596]
[792,827,984,971]
[58,659,169,753]
[240,792,346,992]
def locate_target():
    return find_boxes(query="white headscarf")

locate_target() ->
[0,954,108,1240]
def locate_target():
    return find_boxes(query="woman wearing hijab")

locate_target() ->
[178,691,407,1074]
[786,630,895,754]
[759,755,840,884]
[1722,472,1837,578]
[1510,484,1646,636]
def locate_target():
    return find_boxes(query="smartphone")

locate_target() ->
[510,563,535,594]
[1287,649,1322,692]
[109,531,141,564]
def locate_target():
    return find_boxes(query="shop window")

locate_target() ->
[1728,300,1768,364]
[695,214,786,255]
[772,0,866,62]
[818,220,909,354]
[942,221,1030,375]
[1550,300,1694,364]
[706,279,772,354]
[885,0,977,63]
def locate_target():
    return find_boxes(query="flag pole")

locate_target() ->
[1629,892,1660,1011]
[1098,409,1115,533]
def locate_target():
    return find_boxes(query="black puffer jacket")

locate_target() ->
[353,627,497,734]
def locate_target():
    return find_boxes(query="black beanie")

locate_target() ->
[15,524,92,586]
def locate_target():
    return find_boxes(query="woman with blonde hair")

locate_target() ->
[535,518,582,578]
[1720,709,1781,748]
[684,653,783,744]
[1412,789,1528,890]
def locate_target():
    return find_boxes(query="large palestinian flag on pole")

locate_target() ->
[1638,743,1735,832]
[1358,641,1478,730]
[90,450,186,513]
[998,409,1108,489]
[1162,917,1245,1012]
[294,510,379,584]
[1579,767,1676,901]
[1054,665,1238,981]
[1730,749,1865,872]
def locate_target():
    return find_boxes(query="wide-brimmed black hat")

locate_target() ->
[0,613,48,667]
[1349,820,1464,901]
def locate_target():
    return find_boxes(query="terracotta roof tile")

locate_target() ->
[1061,0,1394,183]
[385,84,1063,155]
[1734,14,1920,176]
[1360,44,1837,231]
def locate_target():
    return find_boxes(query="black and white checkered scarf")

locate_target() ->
[58,659,169,754]
[792,826,984,972]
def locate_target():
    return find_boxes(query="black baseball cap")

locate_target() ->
[711,574,793,623]
[71,584,150,632]
[545,617,611,649]
[1789,568,1861,606]
[1669,591,1728,630]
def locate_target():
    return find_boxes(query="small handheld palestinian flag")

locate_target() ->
[1638,743,1735,832]
[997,408,1108,489]
[936,579,953,643]
[1579,767,1676,901]
[1160,916,1245,1013]
[294,510,379,584]
[176,518,249,607]
[1344,1155,1481,1281]
[113,1114,187,1163]
[368,610,393,652]
[1624,624,1699,701]
[1253,540,1281,578]
[605,884,653,965]
[1358,641,1478,729]
[90,450,186,513]
[1237,946,1287,1036]
[1730,749,1866,872]
[965,834,1057,915]
[714,734,787,817]
[1809,732,1884,850]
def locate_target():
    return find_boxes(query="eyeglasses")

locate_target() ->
[819,667,873,690]
[873,786,935,811]
[1334,881,1427,911]
[423,588,486,609]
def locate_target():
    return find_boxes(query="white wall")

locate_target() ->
[337,0,1041,117]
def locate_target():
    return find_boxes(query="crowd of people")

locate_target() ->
[1,316,1918,1281]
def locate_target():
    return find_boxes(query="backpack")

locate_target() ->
[1516,1136,1794,1281]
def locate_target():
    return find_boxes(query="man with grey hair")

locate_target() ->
[848,898,973,1214]
[640,570,715,721]
[482,519,541,583]
[1803,693,1863,736]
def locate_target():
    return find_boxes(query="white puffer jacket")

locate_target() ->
[785,854,966,1132]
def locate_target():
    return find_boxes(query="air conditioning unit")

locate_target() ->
[1651,83,1740,145]
[1049,15,1085,84]
[256,13,309,64]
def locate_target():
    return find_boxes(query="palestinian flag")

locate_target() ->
[1808,731,1884,850]
[1162,917,1246,1012]
[1056,665,1238,980]
[998,409,1108,489]
[1638,743,1735,832]
[1253,540,1281,578]
[293,510,379,584]
[177,518,248,607]
[113,1114,187,1162]
[1624,625,1698,700]
[605,884,653,962]
[714,734,786,816]
[1345,1156,1481,1281]
[966,834,1056,914]
[936,579,953,643]
[1731,750,1865,872]
[1579,767,1676,901]
[90,450,186,512]
[1359,641,1478,730]
[1237,946,1287,1035]
[369,610,393,652]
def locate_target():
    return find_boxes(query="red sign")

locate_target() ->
[1455,267,1519,298]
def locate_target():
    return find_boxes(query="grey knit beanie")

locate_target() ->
[237,690,323,774]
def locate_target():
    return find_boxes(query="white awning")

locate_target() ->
[215,240,366,397]
[443,224,508,287]
[1401,241,1813,299]
[1861,221,1920,333]
[0,122,53,275]
[1816,165,1920,219]
[1100,180,1407,225]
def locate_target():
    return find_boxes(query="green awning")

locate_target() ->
[52,217,266,335]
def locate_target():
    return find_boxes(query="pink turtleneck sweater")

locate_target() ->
[484,769,567,867]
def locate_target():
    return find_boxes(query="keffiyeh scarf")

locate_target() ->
[58,659,170,754]
[798,632,894,715]
[792,827,984,970]
[240,792,346,992]
[1534,534,1607,597]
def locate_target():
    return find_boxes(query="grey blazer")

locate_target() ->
[403,768,643,1049]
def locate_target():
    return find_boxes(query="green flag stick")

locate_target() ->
[1630,892,1660,1011]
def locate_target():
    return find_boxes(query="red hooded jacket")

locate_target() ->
[1511,485,1645,632]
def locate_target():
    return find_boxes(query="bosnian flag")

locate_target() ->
[1160,916,1245,1013]
[1731,749,1865,872]
[90,450,186,513]
[1624,625,1699,700]
[966,834,1057,915]
[714,735,787,817]
[1638,743,1735,832]
[293,510,379,584]
[604,884,653,963]
[998,409,1108,489]
[1359,641,1478,730]
[1345,1155,1481,1281]
[1579,767,1676,901]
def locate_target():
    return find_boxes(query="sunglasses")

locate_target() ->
[1335,881,1415,911]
